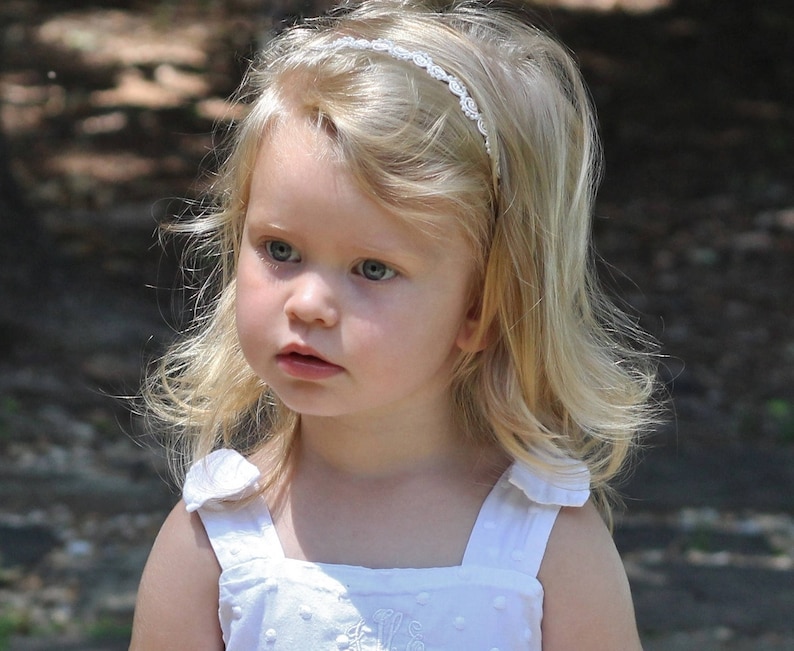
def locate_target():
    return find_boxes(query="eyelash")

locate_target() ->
[261,240,398,282]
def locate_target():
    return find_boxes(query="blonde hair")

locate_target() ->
[143,0,662,516]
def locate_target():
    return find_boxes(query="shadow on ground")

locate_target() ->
[0,0,792,648]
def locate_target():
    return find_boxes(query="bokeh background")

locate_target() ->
[1,1,792,649]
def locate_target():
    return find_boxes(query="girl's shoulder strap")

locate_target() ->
[182,449,284,569]
[463,458,590,578]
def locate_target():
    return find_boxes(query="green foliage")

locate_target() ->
[0,396,20,444]
[766,398,794,443]
[686,527,714,553]
[87,617,132,642]
[0,610,30,650]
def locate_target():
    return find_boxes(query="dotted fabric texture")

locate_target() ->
[189,449,589,650]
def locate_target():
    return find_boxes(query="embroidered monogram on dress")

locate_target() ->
[345,609,425,651]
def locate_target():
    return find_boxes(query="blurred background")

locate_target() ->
[0,0,792,649]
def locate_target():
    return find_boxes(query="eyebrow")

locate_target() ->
[244,216,431,265]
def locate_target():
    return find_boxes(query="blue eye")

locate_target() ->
[356,259,396,281]
[265,240,300,263]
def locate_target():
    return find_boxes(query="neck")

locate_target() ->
[296,396,472,481]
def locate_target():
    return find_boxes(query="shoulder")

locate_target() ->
[538,500,643,651]
[129,501,224,651]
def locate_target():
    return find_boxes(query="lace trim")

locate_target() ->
[183,449,261,512]
[507,460,590,507]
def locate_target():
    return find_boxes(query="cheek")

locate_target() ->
[359,307,460,362]
[234,270,271,348]
[234,292,255,357]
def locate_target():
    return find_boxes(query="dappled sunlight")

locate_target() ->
[91,66,210,110]
[0,75,65,134]
[46,151,159,184]
[36,10,215,111]
[533,0,672,13]
[35,9,211,68]
[76,111,128,137]
[2,3,261,210]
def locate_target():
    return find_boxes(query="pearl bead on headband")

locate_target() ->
[318,36,497,171]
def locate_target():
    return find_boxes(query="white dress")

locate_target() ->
[184,449,590,651]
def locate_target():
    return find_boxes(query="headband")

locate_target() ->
[318,36,497,170]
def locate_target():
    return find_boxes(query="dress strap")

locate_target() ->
[182,449,285,570]
[196,499,285,570]
[462,461,590,578]
[461,473,559,577]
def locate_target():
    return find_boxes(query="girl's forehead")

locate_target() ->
[248,113,471,249]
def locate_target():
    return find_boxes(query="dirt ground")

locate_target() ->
[0,0,792,648]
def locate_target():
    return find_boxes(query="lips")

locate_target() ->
[276,344,344,381]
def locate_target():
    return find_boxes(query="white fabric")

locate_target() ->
[189,449,589,651]
[184,448,262,512]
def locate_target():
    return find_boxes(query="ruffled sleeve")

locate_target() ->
[506,458,590,507]
[183,449,262,512]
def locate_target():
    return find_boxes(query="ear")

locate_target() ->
[456,304,489,353]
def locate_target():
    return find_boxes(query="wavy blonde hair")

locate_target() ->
[143,0,662,515]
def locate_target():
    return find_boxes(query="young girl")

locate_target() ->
[130,1,660,649]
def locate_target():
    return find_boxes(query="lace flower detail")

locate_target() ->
[183,449,262,512]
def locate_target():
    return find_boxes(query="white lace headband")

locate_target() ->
[317,36,496,169]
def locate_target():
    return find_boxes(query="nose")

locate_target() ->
[283,271,340,327]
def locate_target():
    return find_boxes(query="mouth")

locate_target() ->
[276,345,343,380]
[280,351,327,364]
[278,344,331,363]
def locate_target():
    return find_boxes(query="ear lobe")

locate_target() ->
[456,308,489,353]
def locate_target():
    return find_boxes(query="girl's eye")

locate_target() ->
[356,259,396,281]
[265,240,300,263]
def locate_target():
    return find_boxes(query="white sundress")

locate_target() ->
[184,449,590,651]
